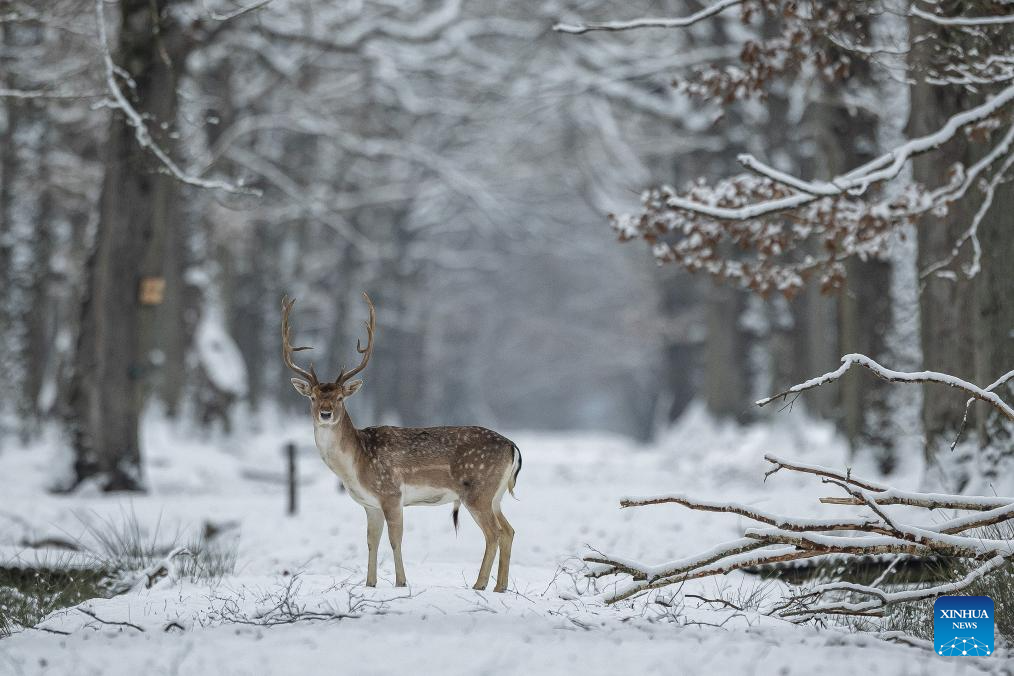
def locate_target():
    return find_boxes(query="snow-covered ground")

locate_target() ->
[0,405,1005,675]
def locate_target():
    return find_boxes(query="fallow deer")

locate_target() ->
[282,293,521,592]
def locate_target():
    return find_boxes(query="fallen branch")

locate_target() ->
[762,453,887,491]
[621,494,887,534]
[587,456,1014,615]
[817,491,1012,511]
[776,554,1011,621]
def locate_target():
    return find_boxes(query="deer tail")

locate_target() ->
[508,443,522,499]
[452,500,461,534]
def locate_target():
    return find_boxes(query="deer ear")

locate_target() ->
[291,378,313,397]
[343,379,364,396]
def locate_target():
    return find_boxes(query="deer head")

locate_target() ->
[282,293,376,426]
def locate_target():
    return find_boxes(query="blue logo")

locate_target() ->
[934,596,993,656]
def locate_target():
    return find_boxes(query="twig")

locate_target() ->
[685,594,743,611]
[203,0,273,22]
[950,368,1014,451]
[29,625,71,635]
[823,478,903,533]
[77,608,145,632]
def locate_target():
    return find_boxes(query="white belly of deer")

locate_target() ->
[401,485,458,506]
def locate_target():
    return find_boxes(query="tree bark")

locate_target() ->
[157,193,186,416]
[970,10,1014,484]
[657,268,700,423]
[703,283,750,421]
[67,0,185,490]
[796,275,840,419]
[787,19,895,465]
[0,22,51,442]
[0,24,20,436]
[840,257,894,468]
[811,81,895,469]
[909,10,987,483]
[974,148,1014,482]
[20,125,54,437]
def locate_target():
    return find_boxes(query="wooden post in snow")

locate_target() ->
[286,442,297,516]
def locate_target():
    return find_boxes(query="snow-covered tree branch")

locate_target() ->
[560,1,1014,296]
[756,353,1014,421]
[92,0,256,195]
[554,0,743,35]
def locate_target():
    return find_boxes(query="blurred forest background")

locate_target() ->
[0,0,1010,492]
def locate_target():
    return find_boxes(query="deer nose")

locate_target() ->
[319,410,333,420]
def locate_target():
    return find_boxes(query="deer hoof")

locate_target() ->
[472,581,488,590]
[493,584,507,593]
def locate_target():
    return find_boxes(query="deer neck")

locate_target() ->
[314,408,363,462]
[313,409,380,507]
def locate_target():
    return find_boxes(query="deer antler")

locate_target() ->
[281,296,319,385]
[336,292,376,385]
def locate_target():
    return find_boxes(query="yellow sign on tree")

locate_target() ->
[139,277,165,305]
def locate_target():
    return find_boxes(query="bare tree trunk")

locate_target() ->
[793,283,839,419]
[67,0,186,490]
[20,128,55,438]
[657,268,700,423]
[974,152,1014,482]
[0,25,20,437]
[971,7,1014,484]
[810,68,895,469]
[908,11,984,484]
[158,195,186,417]
[0,23,51,442]
[703,283,750,421]
[840,258,894,467]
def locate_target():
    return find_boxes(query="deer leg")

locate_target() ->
[381,499,408,587]
[365,507,384,587]
[465,503,500,590]
[493,509,514,593]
